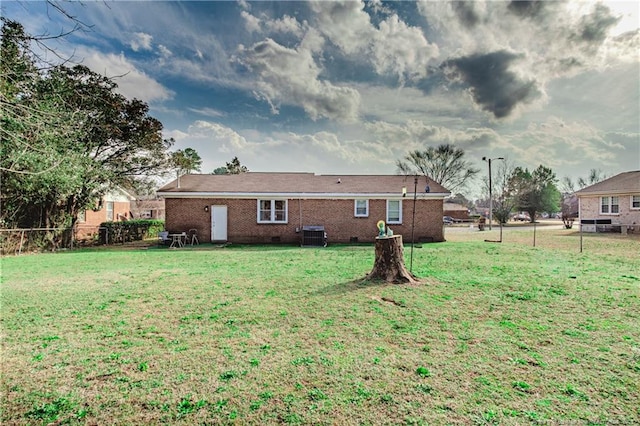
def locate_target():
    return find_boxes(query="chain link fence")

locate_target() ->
[1,220,165,255]
[0,228,75,255]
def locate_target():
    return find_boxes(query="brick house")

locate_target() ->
[131,197,165,220]
[75,188,135,240]
[444,202,470,221]
[575,170,640,233]
[156,173,450,244]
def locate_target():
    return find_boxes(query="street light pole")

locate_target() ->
[482,156,504,231]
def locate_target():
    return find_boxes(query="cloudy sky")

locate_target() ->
[4,1,639,195]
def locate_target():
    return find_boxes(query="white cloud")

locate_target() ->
[294,28,324,56]
[238,0,251,12]
[604,29,640,63]
[241,10,262,33]
[357,84,476,125]
[365,120,498,154]
[129,32,153,51]
[188,107,225,118]
[79,49,173,103]
[242,10,303,37]
[493,118,627,171]
[284,131,391,164]
[166,129,189,141]
[184,121,254,151]
[309,1,438,82]
[164,120,400,174]
[157,44,172,58]
[418,0,635,76]
[372,15,438,82]
[309,1,372,55]
[264,15,303,37]
[414,0,638,119]
[237,38,360,121]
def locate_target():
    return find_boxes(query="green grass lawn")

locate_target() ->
[1,229,639,425]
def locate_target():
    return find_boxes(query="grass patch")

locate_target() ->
[1,228,639,424]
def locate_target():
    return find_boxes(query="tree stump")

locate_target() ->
[367,235,419,284]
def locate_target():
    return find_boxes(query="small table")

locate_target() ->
[169,233,185,248]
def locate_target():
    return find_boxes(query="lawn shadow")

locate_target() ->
[312,276,423,298]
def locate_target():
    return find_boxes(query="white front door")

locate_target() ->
[211,205,227,241]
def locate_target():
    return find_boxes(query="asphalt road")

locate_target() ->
[444,220,566,233]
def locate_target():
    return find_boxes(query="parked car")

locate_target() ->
[443,216,454,225]
[512,213,530,222]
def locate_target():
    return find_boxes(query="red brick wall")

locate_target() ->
[165,198,445,244]
[75,201,131,240]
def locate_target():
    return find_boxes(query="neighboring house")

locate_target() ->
[575,170,640,233]
[131,197,165,220]
[561,193,579,218]
[443,202,470,221]
[156,173,451,244]
[75,188,135,240]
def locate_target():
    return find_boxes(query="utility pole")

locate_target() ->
[410,176,417,273]
[482,157,504,231]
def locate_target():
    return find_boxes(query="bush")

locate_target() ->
[99,220,164,244]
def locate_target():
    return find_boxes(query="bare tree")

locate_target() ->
[561,168,608,193]
[396,144,479,193]
[559,168,608,228]
[480,159,517,224]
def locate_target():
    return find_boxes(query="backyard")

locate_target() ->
[1,227,639,425]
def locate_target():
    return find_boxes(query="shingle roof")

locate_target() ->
[157,173,450,196]
[575,170,640,196]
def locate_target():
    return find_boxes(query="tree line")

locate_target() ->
[1,19,247,234]
[1,19,173,230]
[171,149,249,176]
[397,144,563,223]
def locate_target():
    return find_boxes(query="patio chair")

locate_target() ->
[188,228,199,245]
[158,231,170,246]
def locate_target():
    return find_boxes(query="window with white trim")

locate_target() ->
[257,199,288,223]
[77,210,86,223]
[106,201,114,221]
[386,200,402,224]
[632,195,640,210]
[354,199,369,217]
[600,196,619,214]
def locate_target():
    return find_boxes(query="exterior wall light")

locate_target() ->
[204,206,209,212]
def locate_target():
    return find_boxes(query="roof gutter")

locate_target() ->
[576,190,640,197]
[156,191,450,199]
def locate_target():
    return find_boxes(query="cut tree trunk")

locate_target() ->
[367,235,419,284]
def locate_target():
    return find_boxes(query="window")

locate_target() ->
[632,195,640,210]
[354,200,369,217]
[77,210,86,223]
[106,201,114,221]
[386,200,402,224]
[257,199,287,223]
[600,196,619,214]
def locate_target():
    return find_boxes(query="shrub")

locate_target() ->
[99,220,165,244]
